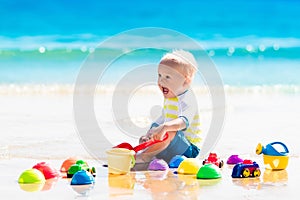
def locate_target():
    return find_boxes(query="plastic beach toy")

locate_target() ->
[32,162,60,179]
[71,170,95,185]
[177,158,201,175]
[148,159,169,171]
[60,157,77,172]
[263,169,288,184]
[71,184,94,196]
[256,142,289,156]
[18,182,45,192]
[227,155,244,165]
[41,178,58,191]
[262,154,289,170]
[169,155,186,168]
[18,169,46,184]
[231,160,261,178]
[197,164,222,179]
[106,148,136,175]
[108,173,136,189]
[202,153,224,168]
[256,142,289,170]
[114,133,169,153]
[67,160,96,178]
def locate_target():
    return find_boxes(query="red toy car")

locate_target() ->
[202,153,224,168]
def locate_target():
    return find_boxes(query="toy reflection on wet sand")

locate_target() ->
[232,167,289,190]
[70,184,94,197]
[263,169,288,185]
[18,182,45,192]
[108,173,136,197]
[232,176,262,190]
[18,174,58,192]
[143,170,200,199]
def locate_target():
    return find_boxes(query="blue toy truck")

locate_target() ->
[231,160,261,178]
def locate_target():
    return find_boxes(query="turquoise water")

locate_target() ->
[0,0,299,87]
[0,47,299,86]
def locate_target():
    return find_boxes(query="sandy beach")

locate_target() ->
[0,86,299,199]
[1,0,300,199]
[0,156,299,200]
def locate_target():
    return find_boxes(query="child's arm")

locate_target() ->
[151,117,187,141]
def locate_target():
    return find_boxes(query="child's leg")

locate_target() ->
[182,143,200,158]
[155,131,192,163]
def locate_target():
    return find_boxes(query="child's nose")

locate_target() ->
[159,77,166,84]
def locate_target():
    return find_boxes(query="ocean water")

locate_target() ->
[0,0,300,92]
[1,0,300,161]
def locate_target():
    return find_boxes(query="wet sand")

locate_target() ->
[0,156,299,200]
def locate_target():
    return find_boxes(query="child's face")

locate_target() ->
[157,63,190,98]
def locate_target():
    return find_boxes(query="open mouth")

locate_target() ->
[162,86,169,94]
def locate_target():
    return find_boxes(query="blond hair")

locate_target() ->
[160,49,198,79]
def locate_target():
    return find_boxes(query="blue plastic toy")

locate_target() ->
[231,160,261,178]
[168,155,186,168]
[256,142,289,156]
[71,170,95,185]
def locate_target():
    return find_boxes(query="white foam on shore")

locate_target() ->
[1,34,300,50]
[0,84,300,95]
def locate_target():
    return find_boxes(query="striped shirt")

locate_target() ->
[153,90,202,146]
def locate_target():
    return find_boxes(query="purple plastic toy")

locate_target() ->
[148,159,169,171]
[227,155,244,165]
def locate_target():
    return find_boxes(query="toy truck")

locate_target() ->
[231,160,261,178]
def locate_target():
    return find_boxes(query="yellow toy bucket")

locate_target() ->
[263,155,289,170]
[106,148,135,175]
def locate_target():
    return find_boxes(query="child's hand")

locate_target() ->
[139,135,150,144]
[150,125,166,141]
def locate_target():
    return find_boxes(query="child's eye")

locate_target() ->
[158,74,161,78]
[166,75,171,79]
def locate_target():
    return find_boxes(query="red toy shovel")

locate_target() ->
[114,133,169,153]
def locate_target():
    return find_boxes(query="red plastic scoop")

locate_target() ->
[114,133,169,153]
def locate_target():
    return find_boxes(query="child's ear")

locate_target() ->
[183,76,192,86]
